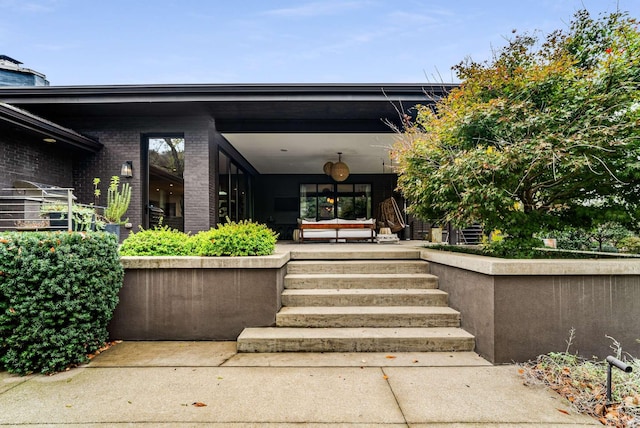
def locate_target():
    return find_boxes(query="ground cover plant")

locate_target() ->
[519,331,640,427]
[0,232,123,374]
[427,221,640,258]
[395,9,640,256]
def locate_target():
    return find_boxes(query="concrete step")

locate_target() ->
[276,306,461,328]
[286,260,430,274]
[237,327,475,353]
[281,288,449,307]
[290,249,422,260]
[284,273,438,289]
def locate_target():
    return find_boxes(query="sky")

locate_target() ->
[1,0,639,86]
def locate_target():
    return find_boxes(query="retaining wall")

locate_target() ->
[421,249,640,363]
[108,254,289,340]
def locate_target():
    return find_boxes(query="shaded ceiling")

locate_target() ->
[224,133,399,174]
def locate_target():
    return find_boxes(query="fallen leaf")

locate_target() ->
[383,375,389,380]
[192,402,207,407]
[385,355,396,359]
[557,409,569,415]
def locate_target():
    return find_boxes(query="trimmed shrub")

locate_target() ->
[619,236,640,254]
[190,220,278,256]
[0,232,123,374]
[119,225,191,256]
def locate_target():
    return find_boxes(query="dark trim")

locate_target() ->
[0,83,455,103]
[0,102,101,152]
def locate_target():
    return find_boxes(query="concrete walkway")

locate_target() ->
[0,342,598,427]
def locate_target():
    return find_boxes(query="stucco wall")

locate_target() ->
[424,250,640,363]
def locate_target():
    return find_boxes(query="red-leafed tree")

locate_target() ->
[395,10,640,256]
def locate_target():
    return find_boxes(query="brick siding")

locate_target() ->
[0,132,73,190]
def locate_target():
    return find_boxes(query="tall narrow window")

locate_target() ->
[217,149,252,223]
[148,136,185,230]
[218,151,230,223]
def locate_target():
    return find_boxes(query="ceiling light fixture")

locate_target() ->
[330,152,349,182]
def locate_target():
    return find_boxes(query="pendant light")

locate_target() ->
[330,152,349,182]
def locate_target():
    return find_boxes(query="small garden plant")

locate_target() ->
[519,330,640,427]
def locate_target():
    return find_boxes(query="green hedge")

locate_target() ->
[119,225,191,256]
[121,221,278,257]
[190,220,278,256]
[0,232,123,375]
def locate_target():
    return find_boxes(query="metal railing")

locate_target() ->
[0,187,103,232]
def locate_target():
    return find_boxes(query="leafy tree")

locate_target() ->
[395,10,640,251]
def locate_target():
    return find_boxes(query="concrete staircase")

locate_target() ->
[237,252,475,353]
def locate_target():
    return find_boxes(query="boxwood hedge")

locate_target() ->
[0,232,123,375]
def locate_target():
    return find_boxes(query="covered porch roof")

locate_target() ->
[0,83,454,174]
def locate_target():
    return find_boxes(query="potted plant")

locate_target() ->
[40,203,71,229]
[39,203,99,231]
[100,176,131,240]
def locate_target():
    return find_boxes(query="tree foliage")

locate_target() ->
[395,10,640,244]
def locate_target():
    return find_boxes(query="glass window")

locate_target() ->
[300,183,371,221]
[218,149,251,223]
[148,136,184,230]
[218,151,229,223]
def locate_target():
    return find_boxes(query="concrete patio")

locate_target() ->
[0,341,598,426]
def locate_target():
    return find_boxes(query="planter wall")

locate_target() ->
[109,254,288,340]
[421,249,640,363]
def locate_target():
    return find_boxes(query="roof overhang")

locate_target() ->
[0,102,102,153]
[0,83,455,172]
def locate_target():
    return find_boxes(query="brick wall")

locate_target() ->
[183,128,211,232]
[0,131,74,190]
[68,116,213,236]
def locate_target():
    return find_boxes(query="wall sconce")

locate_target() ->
[120,161,133,178]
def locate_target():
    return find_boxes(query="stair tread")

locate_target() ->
[278,306,459,315]
[239,327,474,339]
[290,251,422,260]
[285,273,437,279]
[288,260,427,265]
[283,288,447,295]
